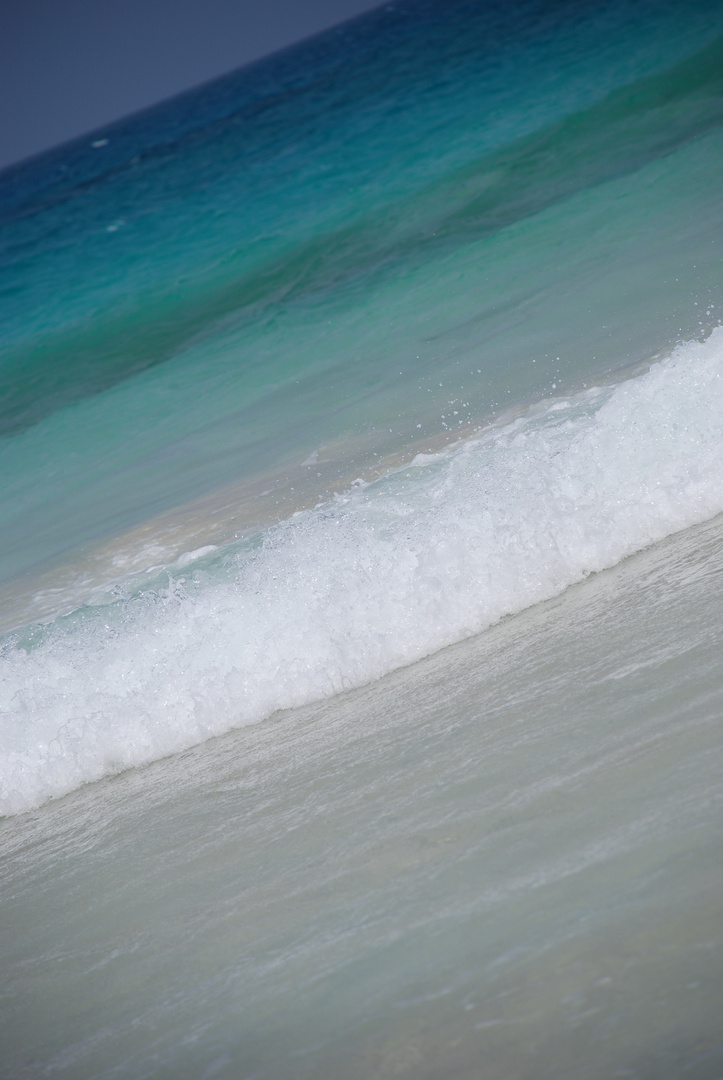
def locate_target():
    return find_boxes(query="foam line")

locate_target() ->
[2,329,723,815]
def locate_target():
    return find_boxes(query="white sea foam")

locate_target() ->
[2,329,723,815]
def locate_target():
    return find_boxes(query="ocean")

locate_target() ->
[1,0,723,1075]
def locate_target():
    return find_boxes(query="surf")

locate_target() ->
[3,327,722,815]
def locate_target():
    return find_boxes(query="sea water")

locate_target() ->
[1,0,723,1076]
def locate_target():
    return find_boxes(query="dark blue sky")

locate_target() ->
[0,0,383,171]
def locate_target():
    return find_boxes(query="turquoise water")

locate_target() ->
[2,0,722,594]
[1,0,723,1075]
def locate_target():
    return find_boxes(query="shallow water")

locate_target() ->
[2,514,722,1078]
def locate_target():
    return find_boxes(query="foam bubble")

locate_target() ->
[2,330,723,815]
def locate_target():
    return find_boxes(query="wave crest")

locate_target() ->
[2,328,723,815]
